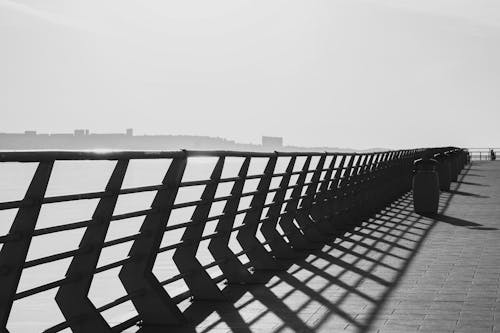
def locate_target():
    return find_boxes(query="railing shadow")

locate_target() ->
[446,189,489,198]
[455,181,489,187]
[432,214,498,230]
[136,166,473,333]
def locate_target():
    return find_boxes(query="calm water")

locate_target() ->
[0,155,320,332]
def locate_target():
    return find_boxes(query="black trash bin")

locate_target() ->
[445,151,459,182]
[434,153,451,191]
[412,158,440,215]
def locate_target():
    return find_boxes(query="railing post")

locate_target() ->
[391,151,402,199]
[388,151,400,198]
[236,156,280,270]
[0,161,53,332]
[278,157,317,250]
[294,154,328,241]
[335,155,357,230]
[394,151,404,194]
[284,156,324,244]
[400,150,411,192]
[396,150,407,194]
[278,156,321,250]
[260,156,297,259]
[118,156,187,326]
[382,151,392,197]
[404,150,415,191]
[310,154,338,234]
[55,160,128,333]
[384,151,397,202]
[172,157,225,300]
[379,152,393,207]
[346,154,369,224]
[365,153,383,217]
[356,154,375,221]
[369,153,383,210]
[324,155,347,231]
[208,158,259,284]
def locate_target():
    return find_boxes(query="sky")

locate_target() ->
[1,0,500,149]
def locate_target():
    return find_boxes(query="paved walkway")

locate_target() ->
[139,161,500,333]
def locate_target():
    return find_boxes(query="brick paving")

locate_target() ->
[138,161,500,333]
[367,161,500,333]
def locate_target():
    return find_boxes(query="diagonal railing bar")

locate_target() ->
[0,161,53,332]
[310,154,338,234]
[334,154,357,231]
[236,156,281,270]
[295,154,328,240]
[278,156,318,250]
[284,156,325,244]
[324,154,347,229]
[0,147,469,332]
[55,159,128,333]
[172,157,226,300]
[361,153,380,219]
[260,156,297,259]
[118,155,187,326]
[208,157,258,284]
[347,154,369,223]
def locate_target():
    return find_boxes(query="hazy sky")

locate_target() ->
[2,0,500,149]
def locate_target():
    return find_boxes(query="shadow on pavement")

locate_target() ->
[446,189,489,198]
[432,214,498,230]
[137,167,473,333]
[456,181,489,187]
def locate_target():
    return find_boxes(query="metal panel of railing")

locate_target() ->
[0,148,465,332]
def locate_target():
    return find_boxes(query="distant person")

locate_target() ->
[490,149,496,161]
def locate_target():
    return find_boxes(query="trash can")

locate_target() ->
[433,153,451,191]
[412,158,440,215]
[445,151,459,182]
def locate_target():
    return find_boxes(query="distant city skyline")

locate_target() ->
[1,128,282,145]
[0,128,377,152]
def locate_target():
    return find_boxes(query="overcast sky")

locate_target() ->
[1,0,499,149]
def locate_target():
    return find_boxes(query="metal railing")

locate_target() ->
[466,148,499,161]
[0,148,465,332]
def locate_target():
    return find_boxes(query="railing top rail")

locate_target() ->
[0,149,427,162]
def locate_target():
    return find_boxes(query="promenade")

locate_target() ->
[149,161,500,333]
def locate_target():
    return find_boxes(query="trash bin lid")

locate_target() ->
[433,153,446,162]
[414,158,438,171]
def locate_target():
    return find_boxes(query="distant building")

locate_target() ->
[262,136,283,148]
[24,130,36,135]
[126,128,133,136]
